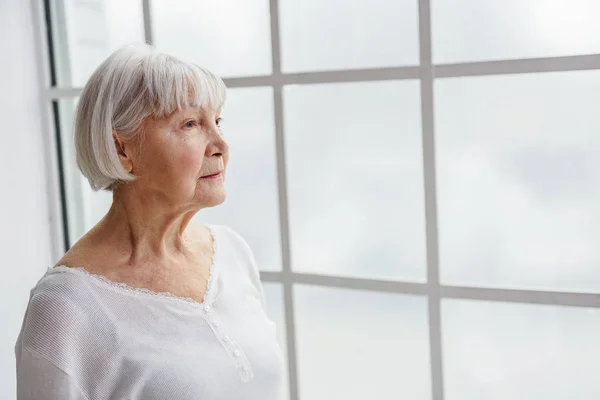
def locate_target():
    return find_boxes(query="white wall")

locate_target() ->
[0,0,54,397]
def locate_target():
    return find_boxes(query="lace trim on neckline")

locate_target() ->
[49,225,219,308]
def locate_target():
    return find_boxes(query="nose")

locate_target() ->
[205,127,229,157]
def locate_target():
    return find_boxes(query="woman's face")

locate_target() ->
[128,106,229,209]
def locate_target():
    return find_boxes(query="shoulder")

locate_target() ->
[208,225,267,306]
[209,225,256,263]
[25,270,91,323]
[17,270,116,398]
[18,269,98,356]
[208,224,262,281]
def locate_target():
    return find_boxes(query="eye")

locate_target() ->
[216,117,223,127]
[184,120,196,128]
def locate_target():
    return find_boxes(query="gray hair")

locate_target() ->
[75,44,227,191]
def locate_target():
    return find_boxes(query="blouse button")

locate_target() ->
[204,305,212,313]
[233,350,241,357]
[223,336,230,343]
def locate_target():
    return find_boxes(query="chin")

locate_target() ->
[197,189,226,209]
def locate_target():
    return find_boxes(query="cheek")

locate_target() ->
[144,138,205,181]
[176,143,206,177]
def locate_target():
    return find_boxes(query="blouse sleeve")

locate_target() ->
[17,346,89,400]
[16,276,94,400]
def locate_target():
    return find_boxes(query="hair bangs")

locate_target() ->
[147,56,227,119]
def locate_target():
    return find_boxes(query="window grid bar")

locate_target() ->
[441,285,600,308]
[48,87,82,98]
[226,66,421,87]
[435,54,600,78]
[267,0,300,399]
[274,85,300,400]
[418,0,445,399]
[44,53,600,100]
[141,0,153,45]
[261,272,600,309]
[262,272,428,296]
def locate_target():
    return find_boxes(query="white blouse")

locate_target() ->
[15,225,285,400]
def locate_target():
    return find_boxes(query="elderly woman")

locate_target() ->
[15,45,285,400]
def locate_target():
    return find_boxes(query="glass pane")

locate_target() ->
[196,87,282,271]
[279,0,418,73]
[57,98,112,246]
[263,283,289,400]
[49,0,144,87]
[151,0,272,78]
[284,81,426,281]
[432,0,600,64]
[294,285,431,399]
[435,71,600,292]
[442,299,600,400]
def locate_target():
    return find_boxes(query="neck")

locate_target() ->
[98,185,199,265]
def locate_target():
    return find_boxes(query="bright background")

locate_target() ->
[2,0,600,399]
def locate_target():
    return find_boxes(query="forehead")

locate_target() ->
[152,106,221,125]
[174,106,221,118]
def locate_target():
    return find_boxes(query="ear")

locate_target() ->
[112,131,134,173]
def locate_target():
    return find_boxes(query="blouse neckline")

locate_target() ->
[48,224,220,309]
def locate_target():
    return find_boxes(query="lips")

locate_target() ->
[200,171,223,179]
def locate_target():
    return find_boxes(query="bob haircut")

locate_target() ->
[74,44,227,191]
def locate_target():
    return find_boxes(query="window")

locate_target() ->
[40,1,600,398]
